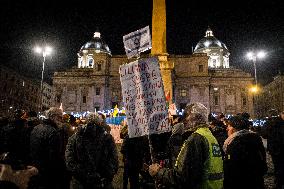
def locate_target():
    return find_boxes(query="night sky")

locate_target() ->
[0,0,283,85]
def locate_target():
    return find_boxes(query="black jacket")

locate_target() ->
[65,123,118,188]
[30,119,65,188]
[223,130,267,189]
[265,117,284,156]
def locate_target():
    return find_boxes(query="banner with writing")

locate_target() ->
[119,57,171,138]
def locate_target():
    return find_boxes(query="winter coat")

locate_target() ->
[0,118,31,168]
[155,125,223,189]
[29,119,65,189]
[65,123,119,189]
[265,117,284,156]
[223,129,267,189]
[168,123,185,168]
[120,135,148,189]
[209,121,227,158]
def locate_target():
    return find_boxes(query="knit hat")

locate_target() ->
[86,112,103,125]
[227,115,247,130]
[183,102,208,129]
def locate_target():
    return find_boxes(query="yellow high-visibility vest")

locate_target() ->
[195,127,224,189]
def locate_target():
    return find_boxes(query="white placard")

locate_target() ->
[119,57,171,138]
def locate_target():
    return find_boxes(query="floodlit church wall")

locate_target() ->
[170,55,209,77]
[110,56,129,76]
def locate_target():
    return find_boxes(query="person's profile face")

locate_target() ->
[226,124,235,136]
[281,112,284,120]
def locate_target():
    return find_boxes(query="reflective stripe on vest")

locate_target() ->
[195,127,224,189]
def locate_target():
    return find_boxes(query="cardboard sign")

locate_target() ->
[119,57,171,138]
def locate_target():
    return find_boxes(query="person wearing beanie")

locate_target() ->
[223,115,267,189]
[149,102,223,189]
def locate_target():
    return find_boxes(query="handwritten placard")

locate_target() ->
[119,57,171,138]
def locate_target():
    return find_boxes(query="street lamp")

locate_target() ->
[34,45,52,111]
[246,51,266,85]
[247,50,266,118]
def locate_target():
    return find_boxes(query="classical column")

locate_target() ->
[151,0,174,103]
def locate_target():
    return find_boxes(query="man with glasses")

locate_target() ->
[29,107,67,189]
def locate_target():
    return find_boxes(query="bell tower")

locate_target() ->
[151,0,174,102]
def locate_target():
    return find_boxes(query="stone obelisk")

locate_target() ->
[151,0,174,103]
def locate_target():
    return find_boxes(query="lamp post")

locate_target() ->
[246,50,266,118]
[246,51,266,85]
[34,46,52,111]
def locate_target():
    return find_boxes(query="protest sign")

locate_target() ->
[119,57,171,138]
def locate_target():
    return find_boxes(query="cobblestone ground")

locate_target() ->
[113,144,276,189]
[113,144,125,189]
[264,152,275,189]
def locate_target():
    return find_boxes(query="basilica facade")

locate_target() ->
[52,28,254,116]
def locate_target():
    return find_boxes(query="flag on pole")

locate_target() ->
[165,91,170,109]
[165,91,171,102]
[123,26,152,59]
[169,103,177,116]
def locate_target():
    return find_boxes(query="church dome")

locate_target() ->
[194,28,228,52]
[80,32,111,55]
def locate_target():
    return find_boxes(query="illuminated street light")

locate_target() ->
[34,45,53,111]
[246,50,266,85]
[250,85,259,93]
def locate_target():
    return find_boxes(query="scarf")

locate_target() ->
[223,129,252,153]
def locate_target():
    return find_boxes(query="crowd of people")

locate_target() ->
[0,103,283,189]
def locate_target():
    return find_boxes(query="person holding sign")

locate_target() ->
[149,102,224,189]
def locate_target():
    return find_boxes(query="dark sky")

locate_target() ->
[0,0,283,85]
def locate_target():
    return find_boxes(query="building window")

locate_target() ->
[96,88,100,95]
[212,59,216,67]
[198,65,204,72]
[83,96,86,103]
[214,95,219,106]
[56,95,61,103]
[242,97,247,106]
[98,64,101,71]
[95,106,100,111]
[179,89,187,97]
[88,58,93,67]
[112,90,118,97]
[112,90,119,101]
[199,88,205,96]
